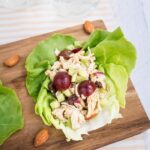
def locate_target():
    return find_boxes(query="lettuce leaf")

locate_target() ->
[91,27,136,75]
[34,76,121,141]
[0,82,24,145]
[25,34,76,101]
[35,77,55,125]
[88,27,136,108]
[58,94,121,141]
[103,63,128,108]
[83,29,109,49]
[25,27,136,141]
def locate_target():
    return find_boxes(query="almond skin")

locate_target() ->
[4,54,20,67]
[34,128,49,147]
[83,21,94,34]
[85,112,98,120]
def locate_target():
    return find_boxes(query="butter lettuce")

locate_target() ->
[25,27,136,141]
[25,34,75,101]
[91,28,136,75]
[85,28,136,108]
[34,76,121,141]
[35,77,54,125]
[0,82,24,145]
[83,29,109,49]
[103,64,128,108]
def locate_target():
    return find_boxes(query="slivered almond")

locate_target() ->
[83,21,94,34]
[34,128,49,147]
[4,54,20,67]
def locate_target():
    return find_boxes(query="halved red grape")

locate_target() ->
[67,94,80,105]
[53,72,71,91]
[78,80,96,97]
[71,48,81,53]
[58,50,72,60]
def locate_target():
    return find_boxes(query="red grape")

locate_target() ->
[58,50,72,60]
[53,72,71,91]
[67,94,80,105]
[71,48,81,53]
[78,80,96,97]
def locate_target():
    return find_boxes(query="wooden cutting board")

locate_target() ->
[0,20,150,150]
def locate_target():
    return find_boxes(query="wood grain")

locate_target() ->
[0,20,149,150]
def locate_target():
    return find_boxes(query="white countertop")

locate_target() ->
[0,0,149,149]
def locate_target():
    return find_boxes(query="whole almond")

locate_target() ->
[34,128,49,147]
[4,54,20,67]
[83,21,94,34]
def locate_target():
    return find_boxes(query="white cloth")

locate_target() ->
[0,0,149,149]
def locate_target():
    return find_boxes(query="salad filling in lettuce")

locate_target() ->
[25,27,136,141]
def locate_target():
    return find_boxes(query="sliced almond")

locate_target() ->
[4,54,20,67]
[34,128,49,147]
[83,21,94,34]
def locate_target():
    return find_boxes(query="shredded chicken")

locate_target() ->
[75,84,80,97]
[46,50,97,80]
[86,90,101,118]
[74,102,83,110]
[46,48,107,129]
[79,98,86,108]
[71,111,85,129]
[52,108,67,122]
[52,102,85,129]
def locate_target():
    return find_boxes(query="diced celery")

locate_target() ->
[67,44,75,50]
[78,70,87,77]
[74,41,84,47]
[72,73,77,82]
[63,89,72,97]
[56,91,65,102]
[50,100,60,109]
[64,118,72,128]
[81,59,89,66]
[99,88,106,93]
[69,68,77,76]
[76,76,86,82]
